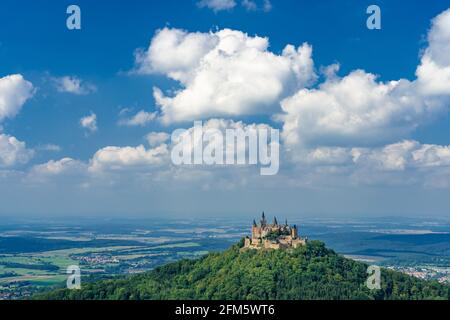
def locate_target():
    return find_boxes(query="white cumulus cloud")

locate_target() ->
[80,113,98,133]
[89,144,169,172]
[54,76,96,95]
[0,74,34,122]
[136,27,316,124]
[287,140,450,188]
[31,158,87,176]
[279,70,433,148]
[416,9,450,96]
[0,134,34,167]
[304,140,450,172]
[146,132,170,147]
[197,0,236,12]
[118,110,157,127]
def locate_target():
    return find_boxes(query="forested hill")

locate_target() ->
[36,240,449,300]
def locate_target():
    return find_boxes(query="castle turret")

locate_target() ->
[273,217,278,226]
[291,224,298,239]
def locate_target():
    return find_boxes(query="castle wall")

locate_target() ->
[264,240,280,250]
[292,238,306,248]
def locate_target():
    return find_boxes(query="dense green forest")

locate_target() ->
[36,240,449,300]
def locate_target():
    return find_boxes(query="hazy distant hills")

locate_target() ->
[36,240,449,300]
[0,236,145,254]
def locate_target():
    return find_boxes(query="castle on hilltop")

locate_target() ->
[244,212,307,250]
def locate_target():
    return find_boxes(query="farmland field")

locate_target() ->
[1,216,449,299]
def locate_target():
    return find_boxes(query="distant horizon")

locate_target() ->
[2,212,450,222]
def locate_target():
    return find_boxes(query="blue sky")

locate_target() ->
[1,0,450,218]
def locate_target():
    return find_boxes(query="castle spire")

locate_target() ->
[285,219,288,227]
[261,212,267,225]
[253,219,257,227]
[273,216,278,226]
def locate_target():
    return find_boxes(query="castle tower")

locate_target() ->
[291,225,298,239]
[252,219,261,239]
[273,217,278,226]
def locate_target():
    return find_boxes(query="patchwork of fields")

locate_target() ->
[1,217,449,299]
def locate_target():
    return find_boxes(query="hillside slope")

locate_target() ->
[37,240,449,300]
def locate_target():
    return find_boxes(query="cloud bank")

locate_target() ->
[18,8,450,192]
[281,9,450,153]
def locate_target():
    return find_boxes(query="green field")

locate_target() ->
[0,242,204,293]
